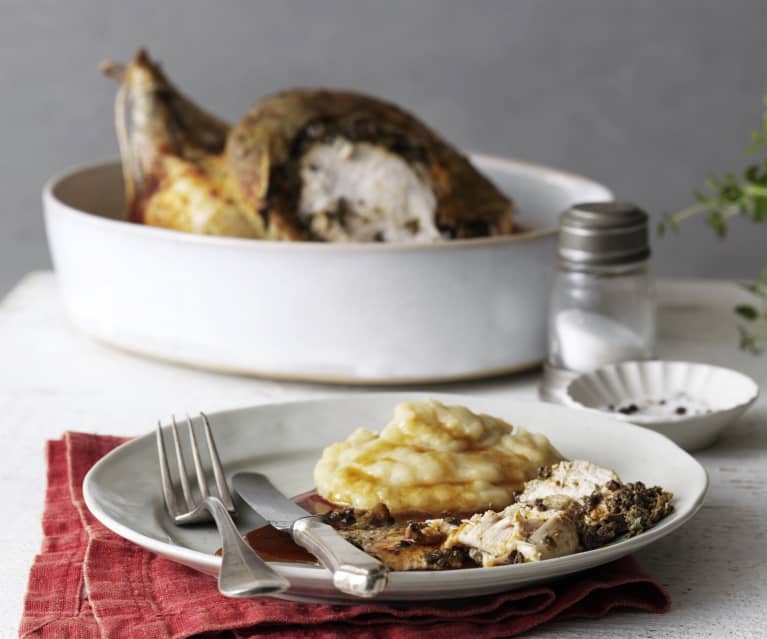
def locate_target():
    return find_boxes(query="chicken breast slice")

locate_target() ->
[298,138,441,242]
[436,503,579,567]
[517,460,621,503]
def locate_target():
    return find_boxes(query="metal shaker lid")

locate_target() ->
[558,201,650,269]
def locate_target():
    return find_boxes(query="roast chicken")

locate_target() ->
[102,50,515,242]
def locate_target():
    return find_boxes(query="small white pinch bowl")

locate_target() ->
[565,360,759,451]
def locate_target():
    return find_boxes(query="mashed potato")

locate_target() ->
[313,399,563,515]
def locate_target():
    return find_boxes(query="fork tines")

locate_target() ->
[156,412,235,521]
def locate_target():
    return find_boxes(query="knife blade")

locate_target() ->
[232,472,389,598]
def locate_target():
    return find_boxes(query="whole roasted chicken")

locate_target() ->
[103,50,515,242]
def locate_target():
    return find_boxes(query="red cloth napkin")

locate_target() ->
[19,433,670,639]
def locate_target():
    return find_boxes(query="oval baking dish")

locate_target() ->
[44,155,611,383]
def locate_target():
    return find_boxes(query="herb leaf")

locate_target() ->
[736,305,759,321]
[661,93,767,354]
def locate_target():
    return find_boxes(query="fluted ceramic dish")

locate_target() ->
[566,360,759,451]
[44,156,611,384]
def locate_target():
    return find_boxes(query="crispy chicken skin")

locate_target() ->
[102,51,264,238]
[103,49,515,242]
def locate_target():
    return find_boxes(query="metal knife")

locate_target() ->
[232,472,390,598]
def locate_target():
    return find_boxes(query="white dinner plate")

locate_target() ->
[83,393,708,603]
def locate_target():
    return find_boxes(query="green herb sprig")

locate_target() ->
[658,94,767,354]
[735,267,767,354]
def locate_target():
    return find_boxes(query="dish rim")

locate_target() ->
[44,153,613,253]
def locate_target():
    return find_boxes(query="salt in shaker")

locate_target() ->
[539,201,656,402]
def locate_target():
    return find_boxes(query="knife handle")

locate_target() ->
[292,516,390,597]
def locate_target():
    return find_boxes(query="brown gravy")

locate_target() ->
[243,526,316,564]
[224,490,328,564]
[234,490,470,564]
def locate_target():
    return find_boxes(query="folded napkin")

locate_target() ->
[19,432,670,639]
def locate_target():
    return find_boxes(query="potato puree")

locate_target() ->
[313,399,563,515]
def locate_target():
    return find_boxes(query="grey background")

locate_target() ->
[1,0,765,296]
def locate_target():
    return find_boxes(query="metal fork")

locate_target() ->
[156,412,290,598]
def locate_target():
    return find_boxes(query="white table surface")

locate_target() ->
[3,272,765,638]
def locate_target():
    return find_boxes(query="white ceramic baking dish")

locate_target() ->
[44,155,611,383]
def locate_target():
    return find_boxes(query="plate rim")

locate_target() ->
[83,393,709,601]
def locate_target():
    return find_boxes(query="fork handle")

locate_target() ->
[293,516,390,597]
[204,496,290,598]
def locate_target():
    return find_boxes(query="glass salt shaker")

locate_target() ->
[539,202,656,403]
